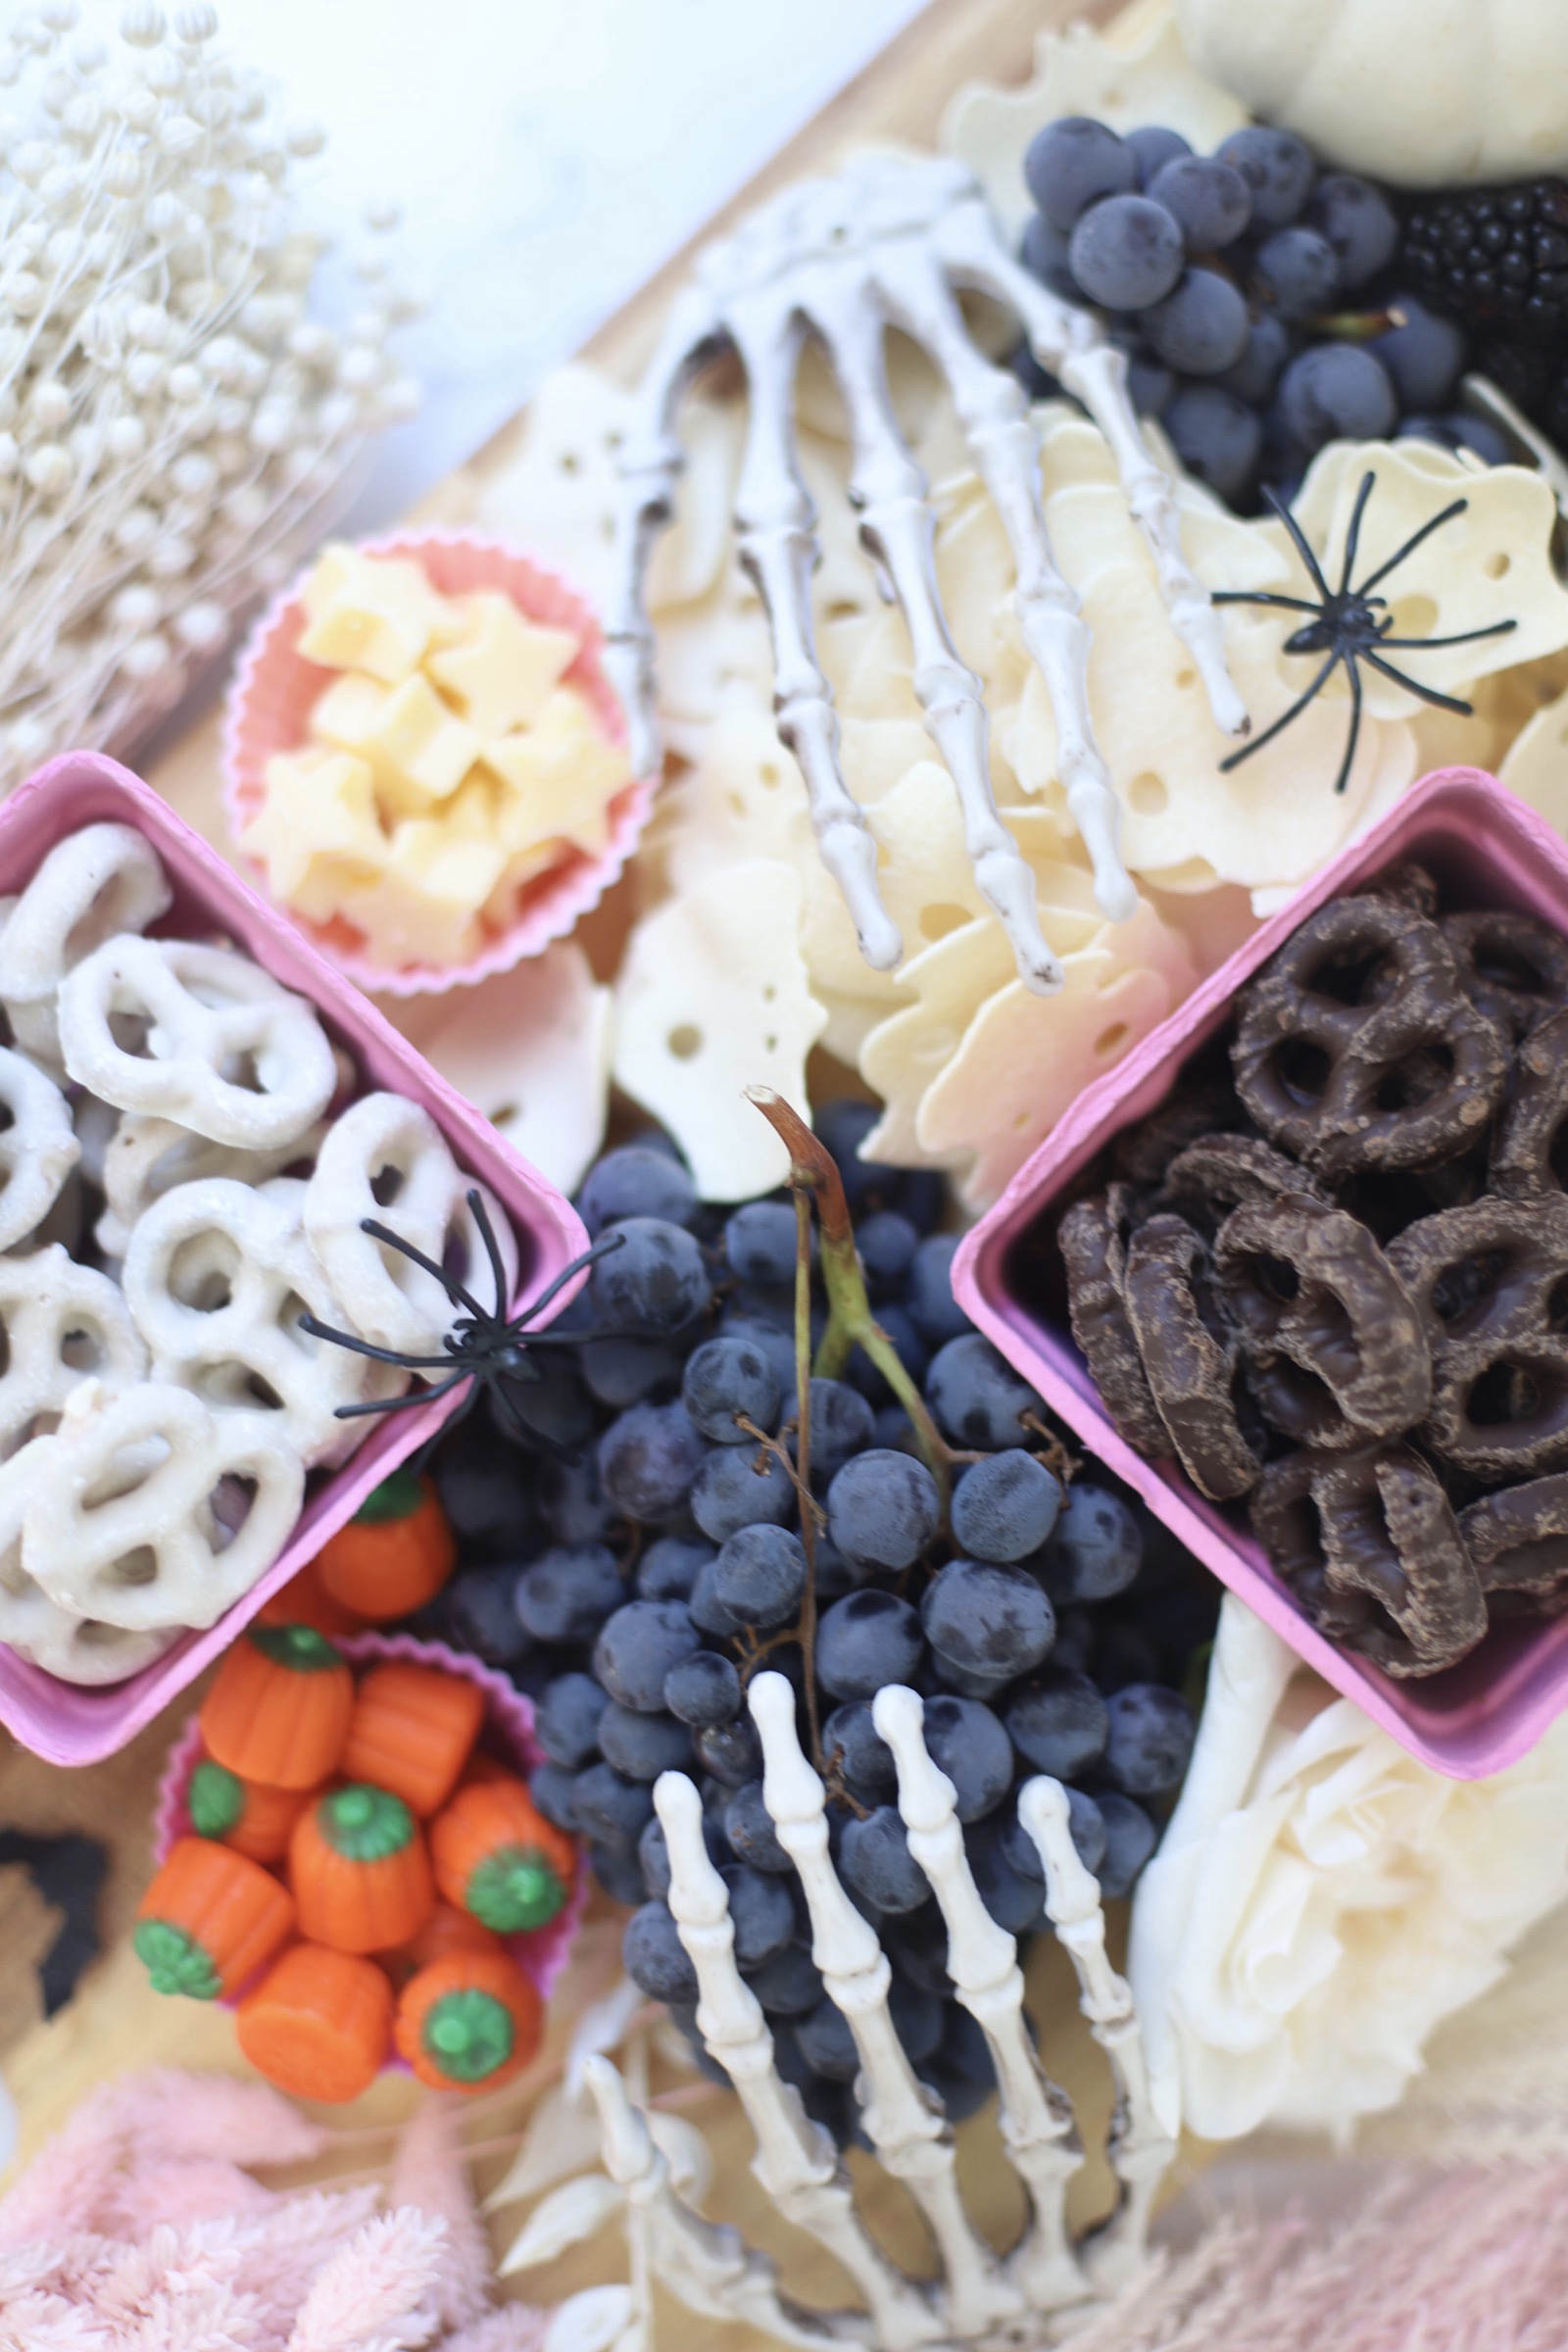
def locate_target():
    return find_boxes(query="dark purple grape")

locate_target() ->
[965,1816,1046,1934]
[597,1702,693,1781]
[1102,1683,1196,1795]
[637,1536,714,1602]
[817,1590,924,1699]
[744,1941,823,2016]
[682,1335,782,1445]
[1004,1666,1108,1778]
[573,1761,656,1855]
[578,1145,697,1236]
[439,1567,531,1665]
[1142,267,1250,374]
[697,1715,762,1787]
[1167,383,1262,502]
[1216,125,1315,228]
[724,1779,791,1872]
[664,1648,742,1728]
[797,1994,860,2080]
[723,1200,802,1287]
[1024,115,1138,231]
[1277,342,1397,450]
[1308,172,1398,288]
[1021,212,1079,300]
[624,1899,699,2002]
[1096,1791,1158,1896]
[889,1976,945,2064]
[722,1863,795,1967]
[1369,292,1466,407]
[535,1671,606,1767]
[1148,154,1250,251]
[1255,224,1340,318]
[1215,311,1292,403]
[821,1698,896,1800]
[590,1842,648,1906]
[921,1559,1055,1679]
[906,1235,968,1348]
[1126,123,1191,187]
[827,1449,941,1572]
[840,1805,929,1914]
[581,1336,683,1411]
[530,1761,578,1832]
[711,1524,808,1630]
[926,1334,1041,1450]
[1069,193,1185,309]
[690,1444,796,1544]
[594,1598,702,1711]
[514,1544,623,1644]
[952,1451,1062,1563]
[539,1451,616,1546]
[1041,1484,1143,1601]
[856,1208,919,1294]
[920,1694,1013,1822]
[598,1400,708,1521]
[590,1216,710,1335]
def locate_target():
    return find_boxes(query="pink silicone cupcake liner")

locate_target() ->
[956,765,1568,1782]
[154,1631,587,2021]
[0,751,589,1768]
[222,528,660,998]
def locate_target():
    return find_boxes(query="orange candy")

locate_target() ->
[341,1660,485,1817]
[237,1942,393,2102]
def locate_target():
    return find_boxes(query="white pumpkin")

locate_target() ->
[1175,0,1568,188]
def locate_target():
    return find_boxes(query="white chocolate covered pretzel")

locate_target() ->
[23,1377,305,1633]
[0,1244,146,1458]
[96,1110,334,1261]
[0,1439,179,1685]
[0,823,172,1069]
[303,1091,517,1355]
[0,1046,80,1250]
[122,1175,404,1466]
[57,935,337,1150]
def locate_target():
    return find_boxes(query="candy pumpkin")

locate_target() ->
[134,1838,294,1999]
[258,1557,364,1639]
[236,1941,393,2102]
[340,1660,484,1817]
[430,1777,575,1935]
[314,1470,456,1620]
[290,1784,435,1953]
[394,1946,543,2091]
[200,1624,354,1790]
[187,1758,311,1865]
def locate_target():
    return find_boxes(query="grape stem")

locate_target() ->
[747,1088,955,1523]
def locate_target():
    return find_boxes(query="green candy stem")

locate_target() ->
[188,1759,245,1839]
[467,1846,564,1933]
[133,1918,221,2000]
[354,1467,426,1526]
[423,1987,515,2083]
[249,1622,343,1673]
[319,1784,416,1862]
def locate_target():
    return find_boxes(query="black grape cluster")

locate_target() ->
[1017,115,1507,511]
[415,1107,1215,2143]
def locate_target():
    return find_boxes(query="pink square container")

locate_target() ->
[955,765,1568,1781]
[0,751,588,1769]
[153,1631,588,2017]
[221,530,660,999]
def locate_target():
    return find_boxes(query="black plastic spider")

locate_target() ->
[300,1190,625,1458]
[1214,469,1517,797]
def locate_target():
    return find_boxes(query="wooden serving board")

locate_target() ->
[0,3,1153,2335]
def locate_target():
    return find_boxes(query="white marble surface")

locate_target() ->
[210,0,931,522]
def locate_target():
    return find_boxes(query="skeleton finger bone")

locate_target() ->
[22,1377,305,1633]
[606,153,1248,986]
[304,1091,517,1356]
[122,1176,403,1467]
[0,1046,79,1250]
[0,1244,147,1458]
[57,935,338,1150]
[0,822,172,1071]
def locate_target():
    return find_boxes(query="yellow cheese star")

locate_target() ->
[239,748,387,924]
[482,689,631,860]
[340,817,508,969]
[310,668,481,812]
[298,543,460,684]
[425,592,580,736]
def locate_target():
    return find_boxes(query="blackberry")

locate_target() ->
[1401,178,1568,344]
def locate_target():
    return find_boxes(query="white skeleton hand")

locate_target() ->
[604,152,1250,996]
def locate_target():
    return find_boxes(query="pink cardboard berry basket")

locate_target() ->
[153,1631,588,2017]
[0,751,589,1768]
[955,765,1568,1781]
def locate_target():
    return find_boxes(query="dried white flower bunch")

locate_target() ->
[0,1,418,790]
